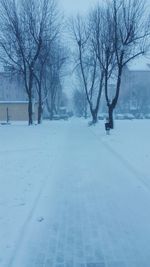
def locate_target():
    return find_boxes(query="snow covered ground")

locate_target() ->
[0,119,150,267]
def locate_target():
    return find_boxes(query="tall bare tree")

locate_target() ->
[71,15,104,124]
[89,5,116,126]
[44,41,68,120]
[32,0,62,124]
[104,0,149,129]
[0,0,59,125]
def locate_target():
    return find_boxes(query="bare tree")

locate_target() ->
[104,0,149,129]
[0,0,59,125]
[45,41,68,120]
[71,15,104,124]
[73,89,87,118]
[33,47,48,124]
[73,69,88,118]
[89,5,116,126]
[32,0,62,124]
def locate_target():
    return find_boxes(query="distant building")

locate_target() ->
[117,57,150,114]
[0,67,38,122]
[0,65,65,122]
[0,101,38,122]
[99,57,150,115]
[0,70,27,101]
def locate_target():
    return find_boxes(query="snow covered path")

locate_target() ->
[0,120,150,267]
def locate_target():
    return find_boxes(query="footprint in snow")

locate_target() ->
[37,217,44,222]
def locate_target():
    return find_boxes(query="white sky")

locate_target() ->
[59,0,100,15]
[59,0,150,15]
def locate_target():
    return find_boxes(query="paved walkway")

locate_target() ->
[11,121,150,267]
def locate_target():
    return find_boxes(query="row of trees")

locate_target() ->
[71,0,149,128]
[0,0,67,125]
[0,0,149,127]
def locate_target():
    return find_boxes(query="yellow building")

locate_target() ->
[0,101,38,122]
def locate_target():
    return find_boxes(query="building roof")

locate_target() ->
[0,101,28,104]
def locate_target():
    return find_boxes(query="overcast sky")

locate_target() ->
[59,0,150,15]
[59,0,100,15]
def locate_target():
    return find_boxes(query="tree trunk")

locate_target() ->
[49,93,55,120]
[38,90,43,124]
[108,66,123,129]
[84,95,87,119]
[28,71,34,125]
[38,102,43,124]
[108,104,114,129]
[84,107,87,119]
[50,107,54,120]
[91,109,98,124]
[28,98,33,125]
[105,65,123,130]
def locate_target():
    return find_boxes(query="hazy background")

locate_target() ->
[59,0,150,15]
[58,0,150,100]
[59,0,100,15]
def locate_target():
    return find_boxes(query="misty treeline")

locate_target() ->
[0,0,149,128]
[0,0,68,125]
[71,0,150,128]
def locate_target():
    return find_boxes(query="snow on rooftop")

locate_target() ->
[0,101,28,104]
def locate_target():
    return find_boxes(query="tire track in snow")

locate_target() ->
[8,128,68,267]
[89,127,150,193]
[0,148,47,154]
[8,172,51,267]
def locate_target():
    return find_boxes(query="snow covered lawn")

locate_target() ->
[0,119,150,267]
[93,119,150,186]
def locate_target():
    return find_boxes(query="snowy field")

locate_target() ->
[0,119,150,267]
